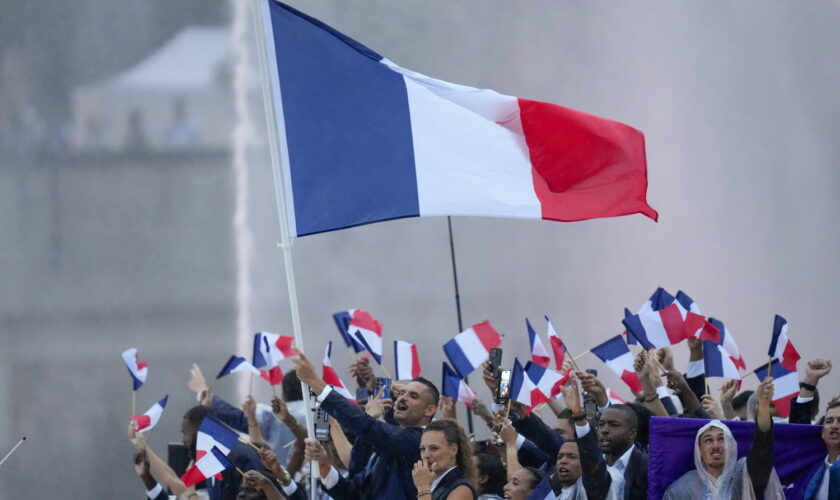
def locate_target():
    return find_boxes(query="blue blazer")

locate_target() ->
[320,390,423,500]
[804,459,840,500]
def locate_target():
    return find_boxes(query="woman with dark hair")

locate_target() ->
[412,419,478,499]
[473,453,505,500]
[502,467,545,500]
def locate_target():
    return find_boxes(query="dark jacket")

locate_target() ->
[320,390,422,500]
[206,441,266,500]
[790,397,816,425]
[433,468,477,500]
[549,425,611,500]
[622,444,648,500]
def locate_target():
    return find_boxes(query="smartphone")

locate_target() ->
[376,377,392,400]
[584,398,598,421]
[314,406,330,441]
[494,369,512,404]
[488,348,503,379]
[355,387,371,404]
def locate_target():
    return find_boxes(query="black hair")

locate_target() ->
[522,466,546,490]
[412,376,440,407]
[626,402,651,450]
[183,405,212,427]
[732,390,754,411]
[602,404,639,429]
[282,369,303,402]
[475,453,506,495]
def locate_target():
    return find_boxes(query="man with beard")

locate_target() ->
[596,405,647,500]
[293,347,438,500]
[181,405,266,500]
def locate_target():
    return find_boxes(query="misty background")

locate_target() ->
[1,1,839,497]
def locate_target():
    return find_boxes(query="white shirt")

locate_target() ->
[609,444,634,476]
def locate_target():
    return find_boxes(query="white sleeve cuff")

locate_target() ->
[598,403,610,414]
[515,434,525,450]
[321,466,340,488]
[575,422,591,438]
[316,385,334,403]
[685,360,705,378]
[656,386,670,399]
[797,396,815,403]
[146,483,163,499]
[281,480,299,496]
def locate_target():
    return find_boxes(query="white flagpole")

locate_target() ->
[249,1,316,498]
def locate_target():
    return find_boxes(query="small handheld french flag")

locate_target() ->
[216,355,260,379]
[443,320,502,378]
[394,340,421,380]
[590,335,643,394]
[768,314,801,372]
[526,319,551,368]
[441,362,476,408]
[606,388,626,405]
[130,395,168,433]
[622,289,688,349]
[322,341,355,401]
[754,360,800,418]
[674,290,721,343]
[121,348,148,391]
[260,366,284,386]
[333,310,367,353]
[709,317,747,371]
[524,361,569,399]
[545,315,567,370]
[348,309,384,364]
[252,332,295,368]
[703,341,740,379]
[181,446,232,488]
[196,415,238,461]
[510,358,547,411]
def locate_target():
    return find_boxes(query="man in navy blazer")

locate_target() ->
[805,401,840,500]
[293,348,439,500]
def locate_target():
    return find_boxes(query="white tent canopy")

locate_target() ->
[72,26,233,152]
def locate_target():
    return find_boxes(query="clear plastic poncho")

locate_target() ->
[663,420,785,500]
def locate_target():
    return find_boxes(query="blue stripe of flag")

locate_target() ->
[443,339,475,379]
[267,1,419,236]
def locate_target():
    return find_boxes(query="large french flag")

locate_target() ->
[181,446,232,488]
[768,314,801,372]
[754,360,800,418]
[121,348,148,391]
[394,340,421,380]
[709,317,747,372]
[258,1,657,238]
[544,316,567,370]
[590,335,643,394]
[526,319,551,368]
[703,341,740,379]
[216,355,260,379]
[322,342,356,402]
[443,320,502,378]
[130,395,168,433]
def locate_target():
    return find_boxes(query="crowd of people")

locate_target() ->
[126,339,840,500]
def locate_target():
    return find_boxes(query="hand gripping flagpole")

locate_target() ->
[249,1,316,498]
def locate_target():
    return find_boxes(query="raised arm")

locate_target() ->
[565,375,611,500]
[635,352,668,417]
[747,377,775,494]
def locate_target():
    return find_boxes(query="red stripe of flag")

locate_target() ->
[473,321,502,351]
